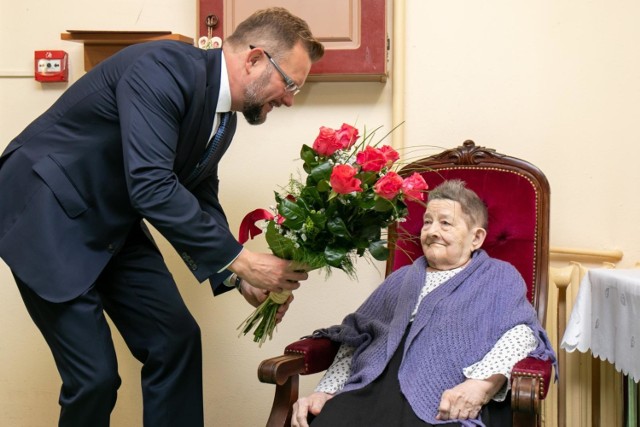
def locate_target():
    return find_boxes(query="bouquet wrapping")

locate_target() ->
[237,123,428,345]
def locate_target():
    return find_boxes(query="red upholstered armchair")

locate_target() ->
[258,141,554,427]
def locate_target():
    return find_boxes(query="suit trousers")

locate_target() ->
[14,225,204,427]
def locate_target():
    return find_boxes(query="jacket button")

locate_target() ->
[107,244,115,253]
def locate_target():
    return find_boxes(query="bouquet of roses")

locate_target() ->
[237,123,428,345]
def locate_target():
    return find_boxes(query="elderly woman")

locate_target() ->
[292,180,556,427]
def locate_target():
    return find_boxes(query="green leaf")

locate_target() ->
[327,217,351,238]
[317,179,331,192]
[358,193,377,210]
[300,144,318,168]
[368,240,389,261]
[264,222,296,260]
[372,196,394,212]
[279,198,306,230]
[357,224,381,242]
[308,210,327,229]
[325,246,347,267]
[308,161,333,186]
[359,171,378,186]
[300,186,321,202]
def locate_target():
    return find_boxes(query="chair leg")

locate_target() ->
[512,375,541,427]
[266,374,299,427]
[513,411,539,427]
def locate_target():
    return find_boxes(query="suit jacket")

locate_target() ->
[0,40,242,302]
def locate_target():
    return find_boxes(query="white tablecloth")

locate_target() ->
[561,268,640,383]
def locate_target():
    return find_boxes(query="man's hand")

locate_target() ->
[436,375,506,421]
[230,249,308,293]
[292,392,333,427]
[238,280,294,324]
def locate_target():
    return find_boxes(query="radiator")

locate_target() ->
[543,247,626,427]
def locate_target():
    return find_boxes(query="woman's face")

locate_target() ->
[420,199,486,270]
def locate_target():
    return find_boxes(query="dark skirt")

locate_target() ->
[309,330,512,427]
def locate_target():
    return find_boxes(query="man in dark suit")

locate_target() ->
[0,7,324,427]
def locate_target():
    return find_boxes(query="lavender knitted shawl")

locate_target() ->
[315,250,556,426]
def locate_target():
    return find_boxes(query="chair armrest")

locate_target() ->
[284,337,340,375]
[258,337,339,385]
[510,356,553,427]
[258,353,306,386]
[258,337,339,427]
[512,356,553,399]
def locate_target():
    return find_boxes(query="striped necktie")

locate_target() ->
[187,111,234,183]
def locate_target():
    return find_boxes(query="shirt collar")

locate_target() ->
[216,51,232,113]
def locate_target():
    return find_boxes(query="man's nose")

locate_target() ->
[281,92,294,107]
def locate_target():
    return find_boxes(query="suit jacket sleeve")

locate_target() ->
[193,175,242,295]
[115,44,243,289]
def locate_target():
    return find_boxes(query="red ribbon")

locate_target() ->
[238,209,274,244]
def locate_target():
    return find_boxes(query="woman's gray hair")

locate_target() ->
[427,180,488,229]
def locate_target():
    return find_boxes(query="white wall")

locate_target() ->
[1,0,639,426]
[403,0,640,258]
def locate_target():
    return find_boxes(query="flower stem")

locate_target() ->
[237,289,292,346]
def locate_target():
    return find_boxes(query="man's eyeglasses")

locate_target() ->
[249,45,300,96]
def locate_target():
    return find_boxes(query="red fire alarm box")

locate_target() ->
[35,50,69,82]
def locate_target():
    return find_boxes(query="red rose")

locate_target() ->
[374,171,403,200]
[330,164,363,194]
[380,145,400,166]
[336,123,360,149]
[356,146,387,172]
[402,172,429,201]
[312,126,343,156]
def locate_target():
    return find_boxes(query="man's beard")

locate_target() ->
[242,68,273,125]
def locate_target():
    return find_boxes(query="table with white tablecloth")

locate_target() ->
[561,268,640,426]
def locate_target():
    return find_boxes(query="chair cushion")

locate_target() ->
[393,168,539,303]
[284,337,340,375]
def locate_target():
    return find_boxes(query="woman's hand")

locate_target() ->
[292,392,333,427]
[436,375,506,421]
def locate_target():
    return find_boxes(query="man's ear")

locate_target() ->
[471,227,487,250]
[245,47,262,73]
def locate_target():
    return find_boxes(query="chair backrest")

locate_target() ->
[386,140,550,323]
